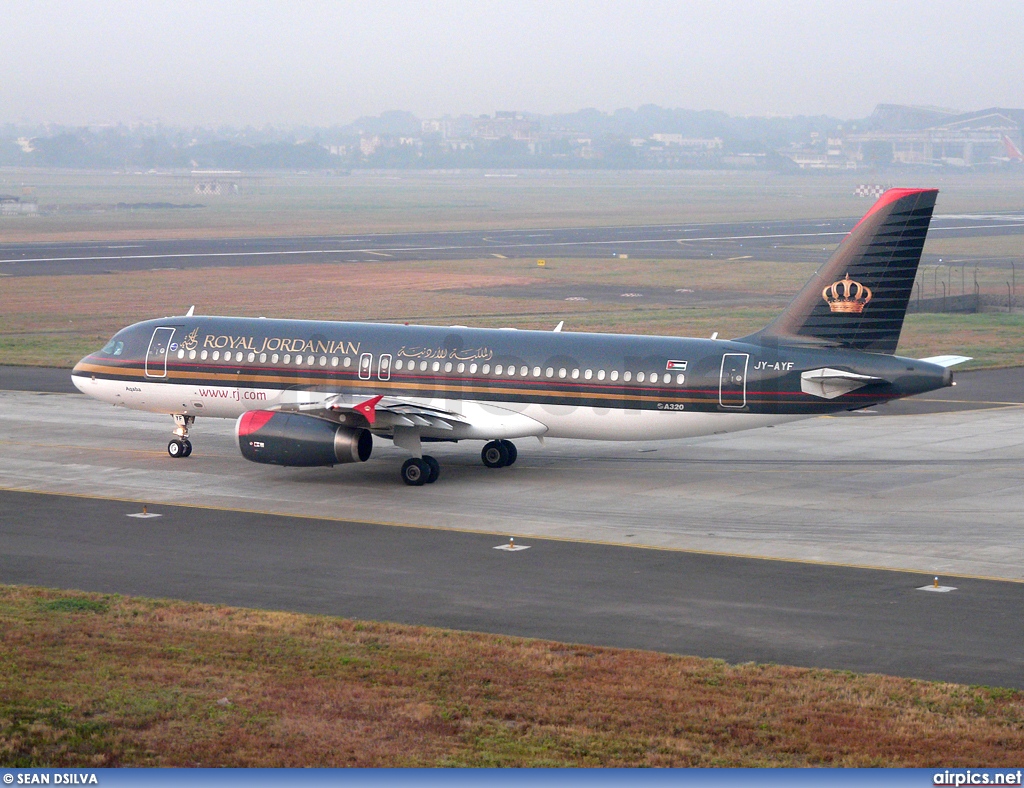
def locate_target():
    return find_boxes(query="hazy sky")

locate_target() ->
[3,0,1022,126]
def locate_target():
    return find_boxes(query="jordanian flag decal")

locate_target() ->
[666,360,688,371]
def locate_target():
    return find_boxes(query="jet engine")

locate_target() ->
[236,410,372,467]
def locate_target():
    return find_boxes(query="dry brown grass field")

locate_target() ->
[2,256,1024,368]
[2,169,1024,242]
[2,585,1022,767]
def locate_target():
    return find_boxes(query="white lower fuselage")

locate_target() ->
[73,376,810,443]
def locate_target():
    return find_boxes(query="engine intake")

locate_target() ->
[236,410,372,467]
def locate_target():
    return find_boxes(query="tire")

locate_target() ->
[401,457,429,486]
[422,455,440,484]
[500,440,517,466]
[168,439,184,458]
[181,440,193,457]
[481,440,509,468]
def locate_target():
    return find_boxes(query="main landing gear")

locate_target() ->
[481,439,517,469]
[168,414,194,459]
[401,455,440,486]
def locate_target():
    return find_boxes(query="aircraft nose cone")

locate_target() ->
[71,356,91,393]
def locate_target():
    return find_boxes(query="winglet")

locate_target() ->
[185,305,195,317]
[354,395,384,425]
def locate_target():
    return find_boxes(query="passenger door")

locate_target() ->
[145,327,176,378]
[719,353,749,408]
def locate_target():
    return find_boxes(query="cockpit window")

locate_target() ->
[101,338,124,356]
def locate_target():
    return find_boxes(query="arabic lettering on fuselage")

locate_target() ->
[397,346,494,361]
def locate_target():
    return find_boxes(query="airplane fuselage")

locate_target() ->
[72,315,951,443]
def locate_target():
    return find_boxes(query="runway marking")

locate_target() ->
[3,223,1022,265]
[1,484,1020,585]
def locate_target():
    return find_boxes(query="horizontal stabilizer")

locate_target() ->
[801,368,883,400]
[919,355,972,368]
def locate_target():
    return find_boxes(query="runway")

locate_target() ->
[2,487,1022,689]
[1,366,1023,687]
[1,212,1023,275]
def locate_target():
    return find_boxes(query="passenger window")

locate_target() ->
[558,368,566,378]
[624,371,632,382]
[307,355,314,365]
[458,362,465,373]
[344,357,352,368]
[507,366,515,377]
[420,361,428,371]
[212,351,220,361]
[532,366,541,377]
[271,353,279,363]
[544,367,552,378]
[296,355,303,365]
[248,352,255,363]
[259,353,266,363]
[470,363,478,374]
[676,373,685,384]
[636,372,643,382]
[283,354,290,364]
[597,370,605,380]
[482,364,490,374]
[495,364,503,374]
[189,350,197,360]
[432,361,440,372]
[445,362,453,373]
[610,371,619,381]
[319,356,327,366]
[177,350,185,359]
[585,369,593,380]
[520,365,528,376]
[331,357,339,367]
[395,360,403,370]
[660,373,668,384]
[201,350,208,360]
[571,369,579,379]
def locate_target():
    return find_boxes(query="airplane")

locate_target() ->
[72,188,969,486]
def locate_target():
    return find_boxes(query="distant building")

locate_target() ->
[0,195,38,215]
[845,106,1024,167]
[472,112,538,142]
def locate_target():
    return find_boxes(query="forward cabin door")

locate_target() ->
[145,327,176,378]
[719,353,749,408]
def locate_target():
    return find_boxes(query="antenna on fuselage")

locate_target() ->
[553,321,564,332]
[185,305,195,317]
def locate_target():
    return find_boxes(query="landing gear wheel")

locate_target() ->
[499,440,517,466]
[181,439,193,458]
[482,440,510,468]
[401,457,429,486]
[168,439,185,458]
[422,455,440,484]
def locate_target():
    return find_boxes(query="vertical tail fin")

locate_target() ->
[741,188,938,355]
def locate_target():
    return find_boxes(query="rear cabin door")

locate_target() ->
[719,353,749,408]
[145,327,176,378]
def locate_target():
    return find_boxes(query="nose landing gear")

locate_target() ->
[168,414,194,458]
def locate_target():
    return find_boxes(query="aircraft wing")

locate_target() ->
[277,392,548,442]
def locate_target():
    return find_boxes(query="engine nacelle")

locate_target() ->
[236,410,372,467]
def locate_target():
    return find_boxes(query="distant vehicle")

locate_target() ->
[73,189,968,485]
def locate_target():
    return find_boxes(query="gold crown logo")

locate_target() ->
[822,274,872,314]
